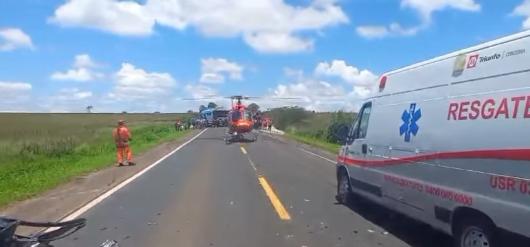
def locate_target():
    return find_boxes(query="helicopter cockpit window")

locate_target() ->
[231,111,242,120]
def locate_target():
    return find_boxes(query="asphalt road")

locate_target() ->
[57,127,452,247]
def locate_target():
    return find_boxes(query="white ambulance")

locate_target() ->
[336,30,530,247]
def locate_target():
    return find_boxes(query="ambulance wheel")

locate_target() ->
[336,172,353,205]
[454,216,496,247]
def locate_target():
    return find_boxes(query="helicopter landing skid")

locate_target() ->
[224,131,238,144]
[224,131,257,144]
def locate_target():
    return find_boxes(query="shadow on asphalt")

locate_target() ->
[196,137,226,142]
[195,136,257,144]
[339,196,530,247]
[226,138,257,144]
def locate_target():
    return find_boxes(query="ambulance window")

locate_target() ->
[357,102,372,139]
[349,119,358,138]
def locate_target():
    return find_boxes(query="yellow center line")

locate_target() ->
[257,176,291,221]
[240,145,291,221]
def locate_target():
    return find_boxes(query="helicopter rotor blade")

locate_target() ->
[178,95,347,102]
[179,95,224,101]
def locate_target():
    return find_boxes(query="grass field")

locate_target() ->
[285,132,341,154]
[281,112,342,154]
[267,108,354,154]
[0,113,191,207]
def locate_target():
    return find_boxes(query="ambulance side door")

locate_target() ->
[344,102,383,198]
[347,102,372,158]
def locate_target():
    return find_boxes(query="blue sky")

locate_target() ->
[0,0,529,112]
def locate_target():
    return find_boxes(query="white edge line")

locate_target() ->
[299,148,336,164]
[58,128,208,223]
[240,146,247,154]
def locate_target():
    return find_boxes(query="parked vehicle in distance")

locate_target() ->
[336,30,530,247]
[213,110,229,127]
[199,108,214,127]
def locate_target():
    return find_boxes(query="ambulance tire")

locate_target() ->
[336,171,353,205]
[454,216,496,247]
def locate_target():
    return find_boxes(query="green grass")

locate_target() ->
[0,113,191,208]
[286,132,341,154]
[272,109,350,154]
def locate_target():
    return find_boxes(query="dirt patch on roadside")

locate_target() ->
[0,130,201,233]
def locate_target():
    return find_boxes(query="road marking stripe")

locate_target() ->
[247,157,258,172]
[258,176,291,221]
[57,128,208,223]
[239,145,290,221]
[299,148,336,164]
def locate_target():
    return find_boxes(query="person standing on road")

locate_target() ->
[113,120,135,166]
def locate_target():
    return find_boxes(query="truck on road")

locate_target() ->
[336,30,530,247]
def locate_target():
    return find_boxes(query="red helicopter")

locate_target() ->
[182,95,300,143]
[226,96,255,142]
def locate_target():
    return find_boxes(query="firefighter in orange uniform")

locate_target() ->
[113,120,135,166]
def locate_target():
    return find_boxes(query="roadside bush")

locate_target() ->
[268,106,309,130]
[327,122,348,143]
[266,107,357,145]
[326,111,355,144]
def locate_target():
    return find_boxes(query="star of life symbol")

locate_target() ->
[399,103,421,142]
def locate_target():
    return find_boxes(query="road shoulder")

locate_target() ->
[259,130,338,163]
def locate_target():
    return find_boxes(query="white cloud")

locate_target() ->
[352,86,372,98]
[112,63,176,100]
[402,0,480,22]
[0,81,32,94]
[356,26,389,39]
[199,58,243,84]
[0,81,32,110]
[185,84,218,99]
[199,73,224,84]
[356,23,420,38]
[514,0,530,29]
[243,32,314,53]
[51,68,97,82]
[50,0,348,53]
[357,0,480,39]
[269,78,348,111]
[314,60,378,87]
[49,0,154,36]
[41,88,96,113]
[73,54,98,68]
[0,28,34,51]
[264,60,379,111]
[56,88,93,100]
[51,54,103,82]
[283,67,304,80]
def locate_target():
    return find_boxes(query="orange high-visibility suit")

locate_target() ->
[113,123,133,165]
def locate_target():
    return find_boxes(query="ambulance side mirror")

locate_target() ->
[333,124,350,145]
